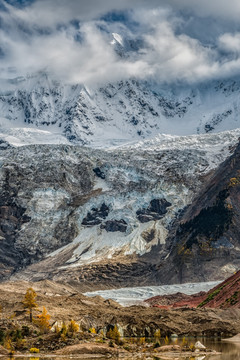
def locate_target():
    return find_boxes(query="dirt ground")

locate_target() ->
[0,279,239,339]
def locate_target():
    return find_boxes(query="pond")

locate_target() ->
[200,338,240,359]
[1,340,240,360]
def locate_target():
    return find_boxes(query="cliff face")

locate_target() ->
[0,145,94,278]
[159,141,240,284]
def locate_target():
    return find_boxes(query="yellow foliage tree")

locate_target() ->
[154,329,161,340]
[36,307,51,333]
[68,320,79,336]
[89,327,96,334]
[106,325,120,344]
[22,288,37,322]
[164,336,169,345]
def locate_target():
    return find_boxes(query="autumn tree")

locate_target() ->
[60,322,67,340]
[36,307,51,333]
[68,320,79,336]
[22,288,37,322]
[106,325,120,344]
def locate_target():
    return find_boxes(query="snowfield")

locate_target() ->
[1,72,240,148]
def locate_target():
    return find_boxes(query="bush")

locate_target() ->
[12,329,22,341]
[36,307,50,334]
[189,343,195,351]
[29,348,40,353]
[15,338,27,350]
[154,329,161,340]
[181,336,188,347]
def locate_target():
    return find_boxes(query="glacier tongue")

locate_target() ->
[84,281,221,306]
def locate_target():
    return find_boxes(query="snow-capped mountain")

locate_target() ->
[1,31,240,286]
[1,69,240,147]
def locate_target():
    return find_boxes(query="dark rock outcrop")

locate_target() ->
[0,145,95,279]
[100,219,127,233]
[93,167,105,179]
[82,204,109,226]
[0,172,31,277]
[137,198,171,223]
[0,140,11,150]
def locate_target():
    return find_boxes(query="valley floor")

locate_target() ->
[0,279,239,358]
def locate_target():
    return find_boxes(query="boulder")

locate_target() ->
[55,343,120,356]
[195,341,206,350]
[158,345,181,352]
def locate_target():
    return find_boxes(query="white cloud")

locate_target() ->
[219,33,240,54]
[5,0,240,26]
[1,1,240,86]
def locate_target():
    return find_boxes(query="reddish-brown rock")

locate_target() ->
[147,270,240,309]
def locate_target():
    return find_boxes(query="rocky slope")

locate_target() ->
[0,280,239,338]
[155,138,240,285]
[146,270,240,309]
[198,270,240,309]
[0,129,237,287]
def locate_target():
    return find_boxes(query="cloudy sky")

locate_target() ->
[1,0,240,86]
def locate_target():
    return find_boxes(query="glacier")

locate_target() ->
[84,281,221,306]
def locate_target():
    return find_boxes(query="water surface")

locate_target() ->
[2,340,240,359]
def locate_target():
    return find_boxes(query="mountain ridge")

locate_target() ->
[1,73,240,147]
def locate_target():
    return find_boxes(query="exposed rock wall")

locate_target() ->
[160,141,240,284]
[0,134,237,286]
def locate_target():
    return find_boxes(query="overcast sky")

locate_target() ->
[1,0,240,86]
